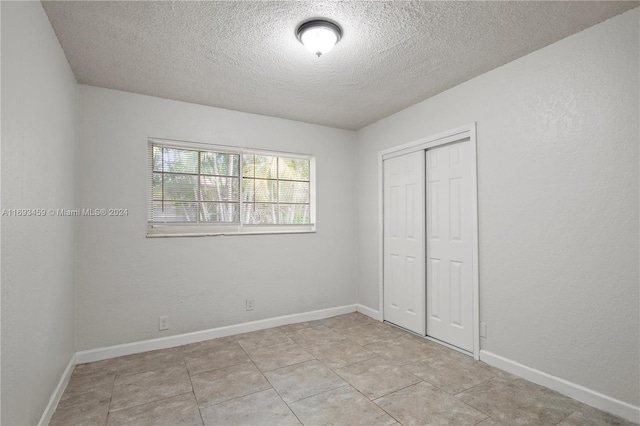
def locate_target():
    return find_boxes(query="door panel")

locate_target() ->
[426,141,474,351]
[383,151,425,335]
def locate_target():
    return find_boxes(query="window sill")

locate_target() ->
[146,223,316,238]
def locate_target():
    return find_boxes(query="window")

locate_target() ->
[148,138,315,236]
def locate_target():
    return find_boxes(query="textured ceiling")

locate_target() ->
[42,1,637,130]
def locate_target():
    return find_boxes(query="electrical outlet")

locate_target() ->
[159,315,169,331]
[480,322,487,338]
[245,298,255,311]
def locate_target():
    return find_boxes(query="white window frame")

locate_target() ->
[147,138,316,237]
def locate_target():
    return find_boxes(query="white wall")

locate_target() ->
[356,8,639,407]
[1,2,78,425]
[75,86,357,350]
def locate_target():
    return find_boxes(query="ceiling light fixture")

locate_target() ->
[296,19,342,57]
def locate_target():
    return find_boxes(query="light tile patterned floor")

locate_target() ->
[51,313,635,426]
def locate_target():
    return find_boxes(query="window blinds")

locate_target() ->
[148,139,313,232]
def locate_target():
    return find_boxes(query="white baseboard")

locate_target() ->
[480,350,640,423]
[75,304,357,364]
[38,353,76,426]
[356,303,382,321]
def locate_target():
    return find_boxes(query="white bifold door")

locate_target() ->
[425,142,474,352]
[384,140,474,352]
[383,151,426,335]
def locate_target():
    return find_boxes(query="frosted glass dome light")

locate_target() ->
[296,20,342,57]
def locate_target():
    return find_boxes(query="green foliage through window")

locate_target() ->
[149,141,312,227]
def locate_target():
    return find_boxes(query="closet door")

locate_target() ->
[383,151,425,335]
[426,141,474,351]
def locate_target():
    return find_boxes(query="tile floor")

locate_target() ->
[50,313,635,426]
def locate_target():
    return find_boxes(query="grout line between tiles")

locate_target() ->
[452,389,501,423]
[471,416,491,425]
[346,382,404,425]
[189,346,285,412]
[109,391,196,417]
[453,375,505,398]
[257,355,317,374]
[365,385,405,425]
[371,379,425,403]
[198,386,274,411]
[373,379,491,426]
[103,370,117,425]
[208,341,303,422]
[183,350,206,426]
[284,382,350,405]
[260,366,306,425]
[187,358,254,379]
[235,331,295,350]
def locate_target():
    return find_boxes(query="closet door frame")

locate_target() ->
[377,123,480,360]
